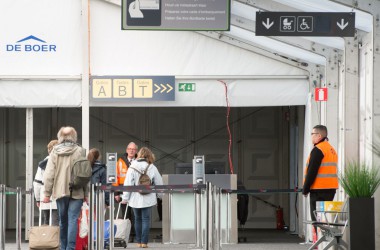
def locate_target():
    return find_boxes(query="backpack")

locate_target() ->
[130,164,152,195]
[69,148,92,195]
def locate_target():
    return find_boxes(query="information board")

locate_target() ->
[122,0,230,30]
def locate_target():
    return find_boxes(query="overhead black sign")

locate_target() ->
[256,12,355,37]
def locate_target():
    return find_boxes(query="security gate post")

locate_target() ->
[16,187,22,250]
[0,185,5,250]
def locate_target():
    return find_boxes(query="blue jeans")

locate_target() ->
[133,207,152,244]
[56,197,83,250]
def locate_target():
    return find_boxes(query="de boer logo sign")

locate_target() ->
[6,35,57,52]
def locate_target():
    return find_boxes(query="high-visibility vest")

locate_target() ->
[304,140,338,190]
[112,158,129,186]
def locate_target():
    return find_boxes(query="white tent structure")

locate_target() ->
[0,0,379,246]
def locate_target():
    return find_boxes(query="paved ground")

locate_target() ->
[3,242,314,250]
[4,229,313,250]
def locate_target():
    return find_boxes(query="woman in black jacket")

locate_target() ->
[88,148,109,206]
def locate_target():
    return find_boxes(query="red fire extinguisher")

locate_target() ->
[276,207,284,230]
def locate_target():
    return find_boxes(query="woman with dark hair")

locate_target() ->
[121,147,163,248]
[88,148,109,207]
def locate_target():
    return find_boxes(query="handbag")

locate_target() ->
[79,202,89,238]
[29,202,60,249]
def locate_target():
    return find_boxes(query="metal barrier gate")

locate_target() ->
[0,184,34,250]
[89,183,223,250]
[0,183,225,250]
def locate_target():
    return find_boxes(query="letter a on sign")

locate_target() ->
[315,88,328,101]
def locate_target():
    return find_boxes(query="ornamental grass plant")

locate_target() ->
[339,161,380,198]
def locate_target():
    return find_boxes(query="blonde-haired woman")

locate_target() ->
[33,139,59,226]
[122,147,163,248]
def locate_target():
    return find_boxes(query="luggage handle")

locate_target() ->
[39,201,53,226]
[116,202,129,220]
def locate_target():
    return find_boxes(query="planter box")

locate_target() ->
[349,197,375,250]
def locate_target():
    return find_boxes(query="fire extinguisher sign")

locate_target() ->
[315,87,328,101]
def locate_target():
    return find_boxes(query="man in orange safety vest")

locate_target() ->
[303,125,338,222]
[114,141,138,239]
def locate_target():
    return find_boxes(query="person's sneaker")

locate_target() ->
[136,243,142,248]
[141,243,148,248]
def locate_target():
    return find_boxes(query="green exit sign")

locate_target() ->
[179,83,196,92]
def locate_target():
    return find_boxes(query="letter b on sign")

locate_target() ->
[114,79,132,98]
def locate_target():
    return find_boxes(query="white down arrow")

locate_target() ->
[337,19,348,30]
[262,18,274,29]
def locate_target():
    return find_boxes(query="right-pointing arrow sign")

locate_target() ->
[262,18,274,29]
[337,19,349,30]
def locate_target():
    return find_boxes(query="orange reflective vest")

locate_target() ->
[304,141,338,190]
[112,158,129,186]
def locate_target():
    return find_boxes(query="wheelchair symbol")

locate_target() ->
[297,16,313,32]
[300,19,310,30]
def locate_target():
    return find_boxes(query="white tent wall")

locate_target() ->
[0,0,82,76]
[90,0,308,77]
[0,0,311,107]
[0,80,82,107]
[341,2,380,246]
[0,0,83,107]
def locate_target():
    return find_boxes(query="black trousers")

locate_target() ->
[309,190,336,222]
[157,198,162,221]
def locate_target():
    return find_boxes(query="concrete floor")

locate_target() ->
[3,228,313,250]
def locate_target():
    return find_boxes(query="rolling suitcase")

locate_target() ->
[113,203,131,248]
[29,202,60,250]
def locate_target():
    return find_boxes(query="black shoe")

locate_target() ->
[128,236,134,243]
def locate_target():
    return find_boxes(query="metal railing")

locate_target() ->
[89,183,222,250]
[0,182,228,250]
[0,184,34,250]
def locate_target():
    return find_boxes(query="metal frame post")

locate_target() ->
[29,188,34,228]
[217,187,221,249]
[109,190,114,250]
[89,184,94,250]
[226,192,230,244]
[95,183,101,250]
[301,196,310,245]
[25,108,33,241]
[212,185,220,250]
[16,187,22,250]
[169,191,173,243]
[0,185,5,250]
[195,191,202,248]
[99,186,105,250]
[207,182,213,250]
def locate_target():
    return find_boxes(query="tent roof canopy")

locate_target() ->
[104,0,372,66]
